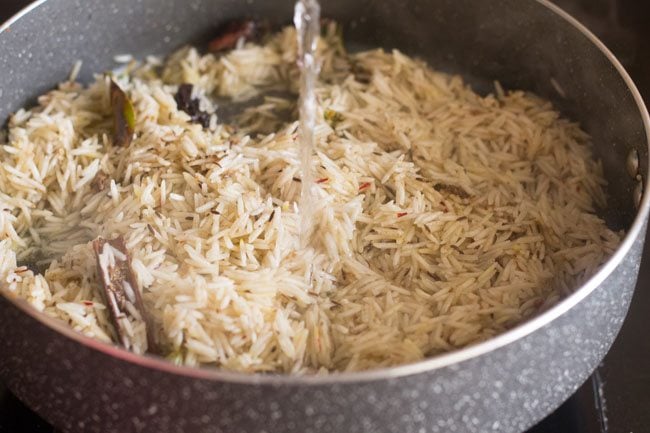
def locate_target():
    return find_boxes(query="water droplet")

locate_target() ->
[626,148,639,178]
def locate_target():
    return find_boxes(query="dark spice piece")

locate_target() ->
[92,236,156,353]
[433,183,471,199]
[174,84,211,128]
[91,170,110,192]
[17,260,42,275]
[208,19,262,53]
[350,60,372,84]
[508,232,525,241]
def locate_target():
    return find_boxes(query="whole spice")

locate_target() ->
[110,80,135,147]
[208,20,259,53]
[174,84,211,128]
[93,236,156,353]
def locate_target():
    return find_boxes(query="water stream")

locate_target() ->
[294,0,321,248]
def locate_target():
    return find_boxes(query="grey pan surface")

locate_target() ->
[0,0,649,432]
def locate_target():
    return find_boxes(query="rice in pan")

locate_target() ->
[0,23,620,373]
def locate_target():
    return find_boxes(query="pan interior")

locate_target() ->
[0,0,646,373]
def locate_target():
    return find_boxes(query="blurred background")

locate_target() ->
[0,1,649,432]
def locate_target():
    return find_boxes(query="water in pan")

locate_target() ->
[0,2,621,373]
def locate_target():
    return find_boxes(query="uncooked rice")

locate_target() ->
[0,24,621,373]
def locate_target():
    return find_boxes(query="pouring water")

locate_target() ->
[294,0,321,248]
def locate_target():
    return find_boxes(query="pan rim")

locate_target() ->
[1,0,649,386]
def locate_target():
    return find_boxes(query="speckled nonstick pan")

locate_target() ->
[0,0,649,432]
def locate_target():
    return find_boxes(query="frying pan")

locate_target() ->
[0,0,649,432]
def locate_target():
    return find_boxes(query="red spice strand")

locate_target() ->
[83,301,94,306]
[358,182,371,191]
[316,177,329,184]
[397,212,408,218]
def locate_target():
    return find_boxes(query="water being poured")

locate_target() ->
[294,0,321,248]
